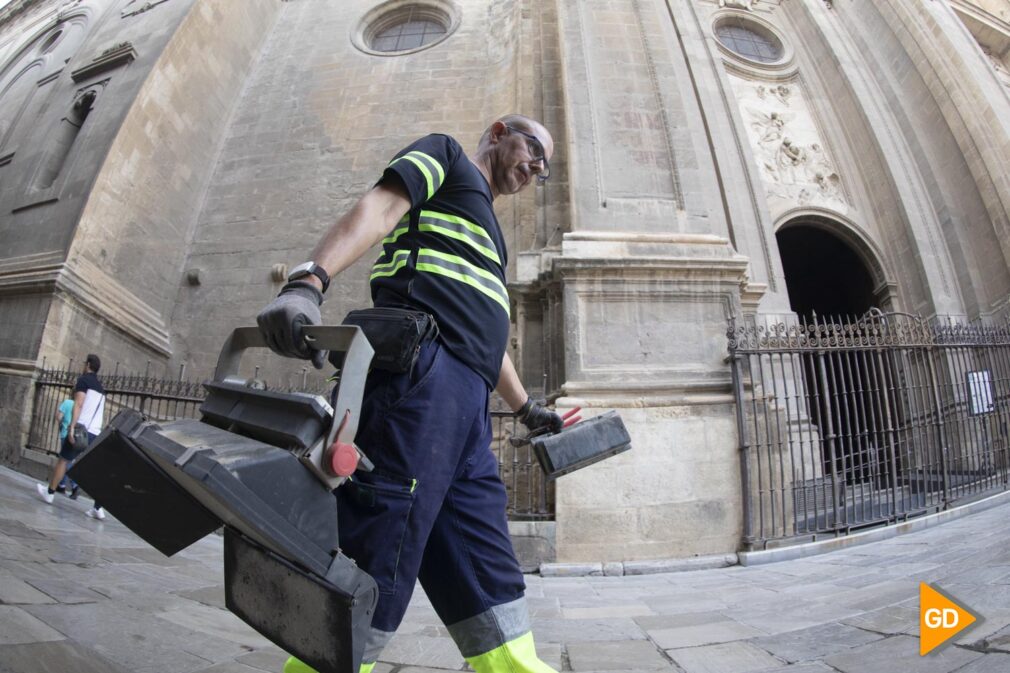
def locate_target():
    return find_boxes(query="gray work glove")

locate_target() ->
[517,397,563,434]
[256,281,327,369]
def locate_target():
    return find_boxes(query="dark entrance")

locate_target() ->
[776,225,876,321]
[776,224,886,488]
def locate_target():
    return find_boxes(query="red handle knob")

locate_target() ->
[328,441,359,477]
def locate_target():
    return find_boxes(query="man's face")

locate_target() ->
[492,122,554,196]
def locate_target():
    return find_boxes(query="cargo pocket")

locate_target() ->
[339,471,415,597]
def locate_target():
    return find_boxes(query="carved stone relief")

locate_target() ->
[122,0,172,19]
[734,76,847,212]
[719,0,756,10]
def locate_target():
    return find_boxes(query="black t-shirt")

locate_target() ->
[372,134,509,389]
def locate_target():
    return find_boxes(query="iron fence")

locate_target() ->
[27,364,552,520]
[729,312,1010,549]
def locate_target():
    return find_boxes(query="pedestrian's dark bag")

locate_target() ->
[340,307,438,373]
[72,401,102,449]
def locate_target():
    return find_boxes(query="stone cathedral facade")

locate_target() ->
[1,0,1008,562]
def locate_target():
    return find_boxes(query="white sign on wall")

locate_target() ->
[967,370,994,416]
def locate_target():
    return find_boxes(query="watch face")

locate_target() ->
[290,262,314,277]
[288,262,328,291]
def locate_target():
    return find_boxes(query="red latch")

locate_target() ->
[327,440,359,477]
[325,409,359,477]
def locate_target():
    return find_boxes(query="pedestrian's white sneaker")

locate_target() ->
[85,507,106,521]
[36,483,54,504]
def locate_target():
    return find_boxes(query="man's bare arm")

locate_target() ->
[300,180,411,291]
[68,392,85,445]
[496,352,529,414]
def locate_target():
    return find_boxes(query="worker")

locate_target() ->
[257,114,562,673]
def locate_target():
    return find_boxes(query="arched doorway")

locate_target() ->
[776,224,877,321]
[775,222,893,496]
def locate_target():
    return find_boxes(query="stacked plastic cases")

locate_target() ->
[69,326,377,673]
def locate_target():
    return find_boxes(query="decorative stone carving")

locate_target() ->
[122,0,171,19]
[748,108,791,146]
[719,0,756,10]
[734,75,847,211]
[814,171,843,200]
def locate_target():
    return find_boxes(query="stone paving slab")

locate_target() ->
[750,621,885,663]
[4,466,1010,672]
[0,571,56,604]
[953,653,1010,672]
[646,620,767,649]
[566,639,675,670]
[0,605,65,645]
[822,634,982,673]
[0,640,129,673]
[667,641,785,673]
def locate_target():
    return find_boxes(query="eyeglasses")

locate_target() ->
[505,125,550,183]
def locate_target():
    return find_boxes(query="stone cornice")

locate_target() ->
[0,252,172,356]
[0,356,37,378]
[950,0,1010,38]
[0,0,42,30]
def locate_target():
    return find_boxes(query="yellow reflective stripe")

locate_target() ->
[416,249,509,315]
[282,657,315,673]
[382,225,409,246]
[419,210,500,264]
[421,210,492,241]
[370,249,410,279]
[402,155,436,200]
[407,150,445,187]
[390,150,445,202]
[419,224,500,264]
[282,657,375,673]
[464,632,556,673]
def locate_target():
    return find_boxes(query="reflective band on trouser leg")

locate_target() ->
[447,598,557,673]
[464,632,557,673]
[282,657,376,673]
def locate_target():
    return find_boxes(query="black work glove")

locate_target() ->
[256,281,327,369]
[517,396,563,434]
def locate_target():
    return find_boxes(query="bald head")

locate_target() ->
[473,114,554,198]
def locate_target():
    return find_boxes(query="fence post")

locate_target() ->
[925,347,952,508]
[874,348,902,519]
[729,350,755,550]
[816,349,843,534]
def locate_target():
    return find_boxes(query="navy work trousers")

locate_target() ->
[336,339,525,650]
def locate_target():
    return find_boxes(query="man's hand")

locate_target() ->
[517,397,563,434]
[256,281,326,369]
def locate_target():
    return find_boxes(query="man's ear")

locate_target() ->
[488,120,507,145]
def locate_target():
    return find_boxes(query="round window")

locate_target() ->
[358,3,457,56]
[715,21,783,64]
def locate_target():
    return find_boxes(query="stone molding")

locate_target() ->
[545,232,751,407]
[71,41,137,83]
[0,252,171,356]
[554,231,751,282]
[0,356,37,378]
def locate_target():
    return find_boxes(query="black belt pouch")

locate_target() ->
[339,307,438,373]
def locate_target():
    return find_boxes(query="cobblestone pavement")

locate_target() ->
[2,464,1009,673]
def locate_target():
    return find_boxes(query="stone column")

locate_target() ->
[508,0,768,561]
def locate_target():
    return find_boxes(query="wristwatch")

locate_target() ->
[287,261,330,293]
